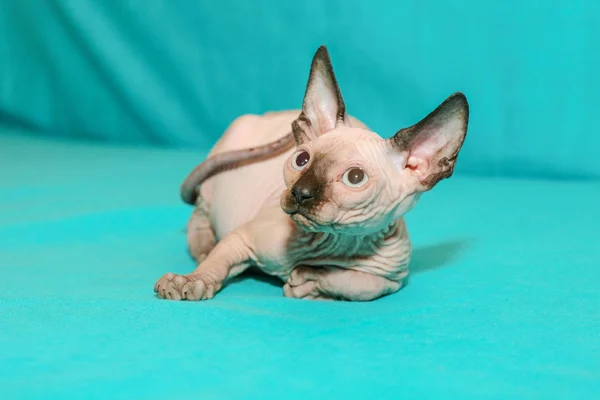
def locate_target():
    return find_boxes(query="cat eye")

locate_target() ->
[341,167,368,188]
[291,150,311,170]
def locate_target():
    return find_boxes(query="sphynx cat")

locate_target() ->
[154,46,469,301]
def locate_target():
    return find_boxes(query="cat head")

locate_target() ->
[281,46,469,234]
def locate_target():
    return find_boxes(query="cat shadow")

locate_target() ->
[229,267,282,287]
[409,239,468,274]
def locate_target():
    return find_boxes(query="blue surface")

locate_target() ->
[1,130,599,399]
[1,1,600,179]
[1,2,600,397]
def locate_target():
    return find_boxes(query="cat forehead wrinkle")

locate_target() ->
[327,127,382,141]
[310,145,360,171]
[312,136,346,153]
[312,133,383,164]
[356,140,390,165]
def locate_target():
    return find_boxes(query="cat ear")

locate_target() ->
[388,92,469,191]
[293,46,349,146]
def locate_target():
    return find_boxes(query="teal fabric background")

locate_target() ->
[1,131,599,399]
[1,0,599,179]
[1,2,600,399]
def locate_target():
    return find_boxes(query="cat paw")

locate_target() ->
[283,267,330,300]
[154,273,216,301]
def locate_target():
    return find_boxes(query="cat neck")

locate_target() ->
[293,218,407,259]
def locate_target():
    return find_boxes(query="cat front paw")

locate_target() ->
[154,273,215,301]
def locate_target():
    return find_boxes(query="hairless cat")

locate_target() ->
[154,46,469,301]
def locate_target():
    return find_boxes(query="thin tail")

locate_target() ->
[180,132,295,205]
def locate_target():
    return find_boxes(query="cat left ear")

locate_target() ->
[293,46,349,145]
[388,92,469,191]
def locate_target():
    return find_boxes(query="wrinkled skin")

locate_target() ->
[155,46,469,302]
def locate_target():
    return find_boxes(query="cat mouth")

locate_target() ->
[287,208,311,219]
[290,212,323,230]
[281,193,330,228]
[284,206,320,225]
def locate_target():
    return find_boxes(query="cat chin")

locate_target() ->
[292,215,386,236]
[291,212,322,230]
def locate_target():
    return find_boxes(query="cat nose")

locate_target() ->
[291,184,314,204]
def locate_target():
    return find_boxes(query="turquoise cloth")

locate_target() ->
[1,130,599,398]
[2,1,600,398]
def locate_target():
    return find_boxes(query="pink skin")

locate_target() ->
[154,46,469,302]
